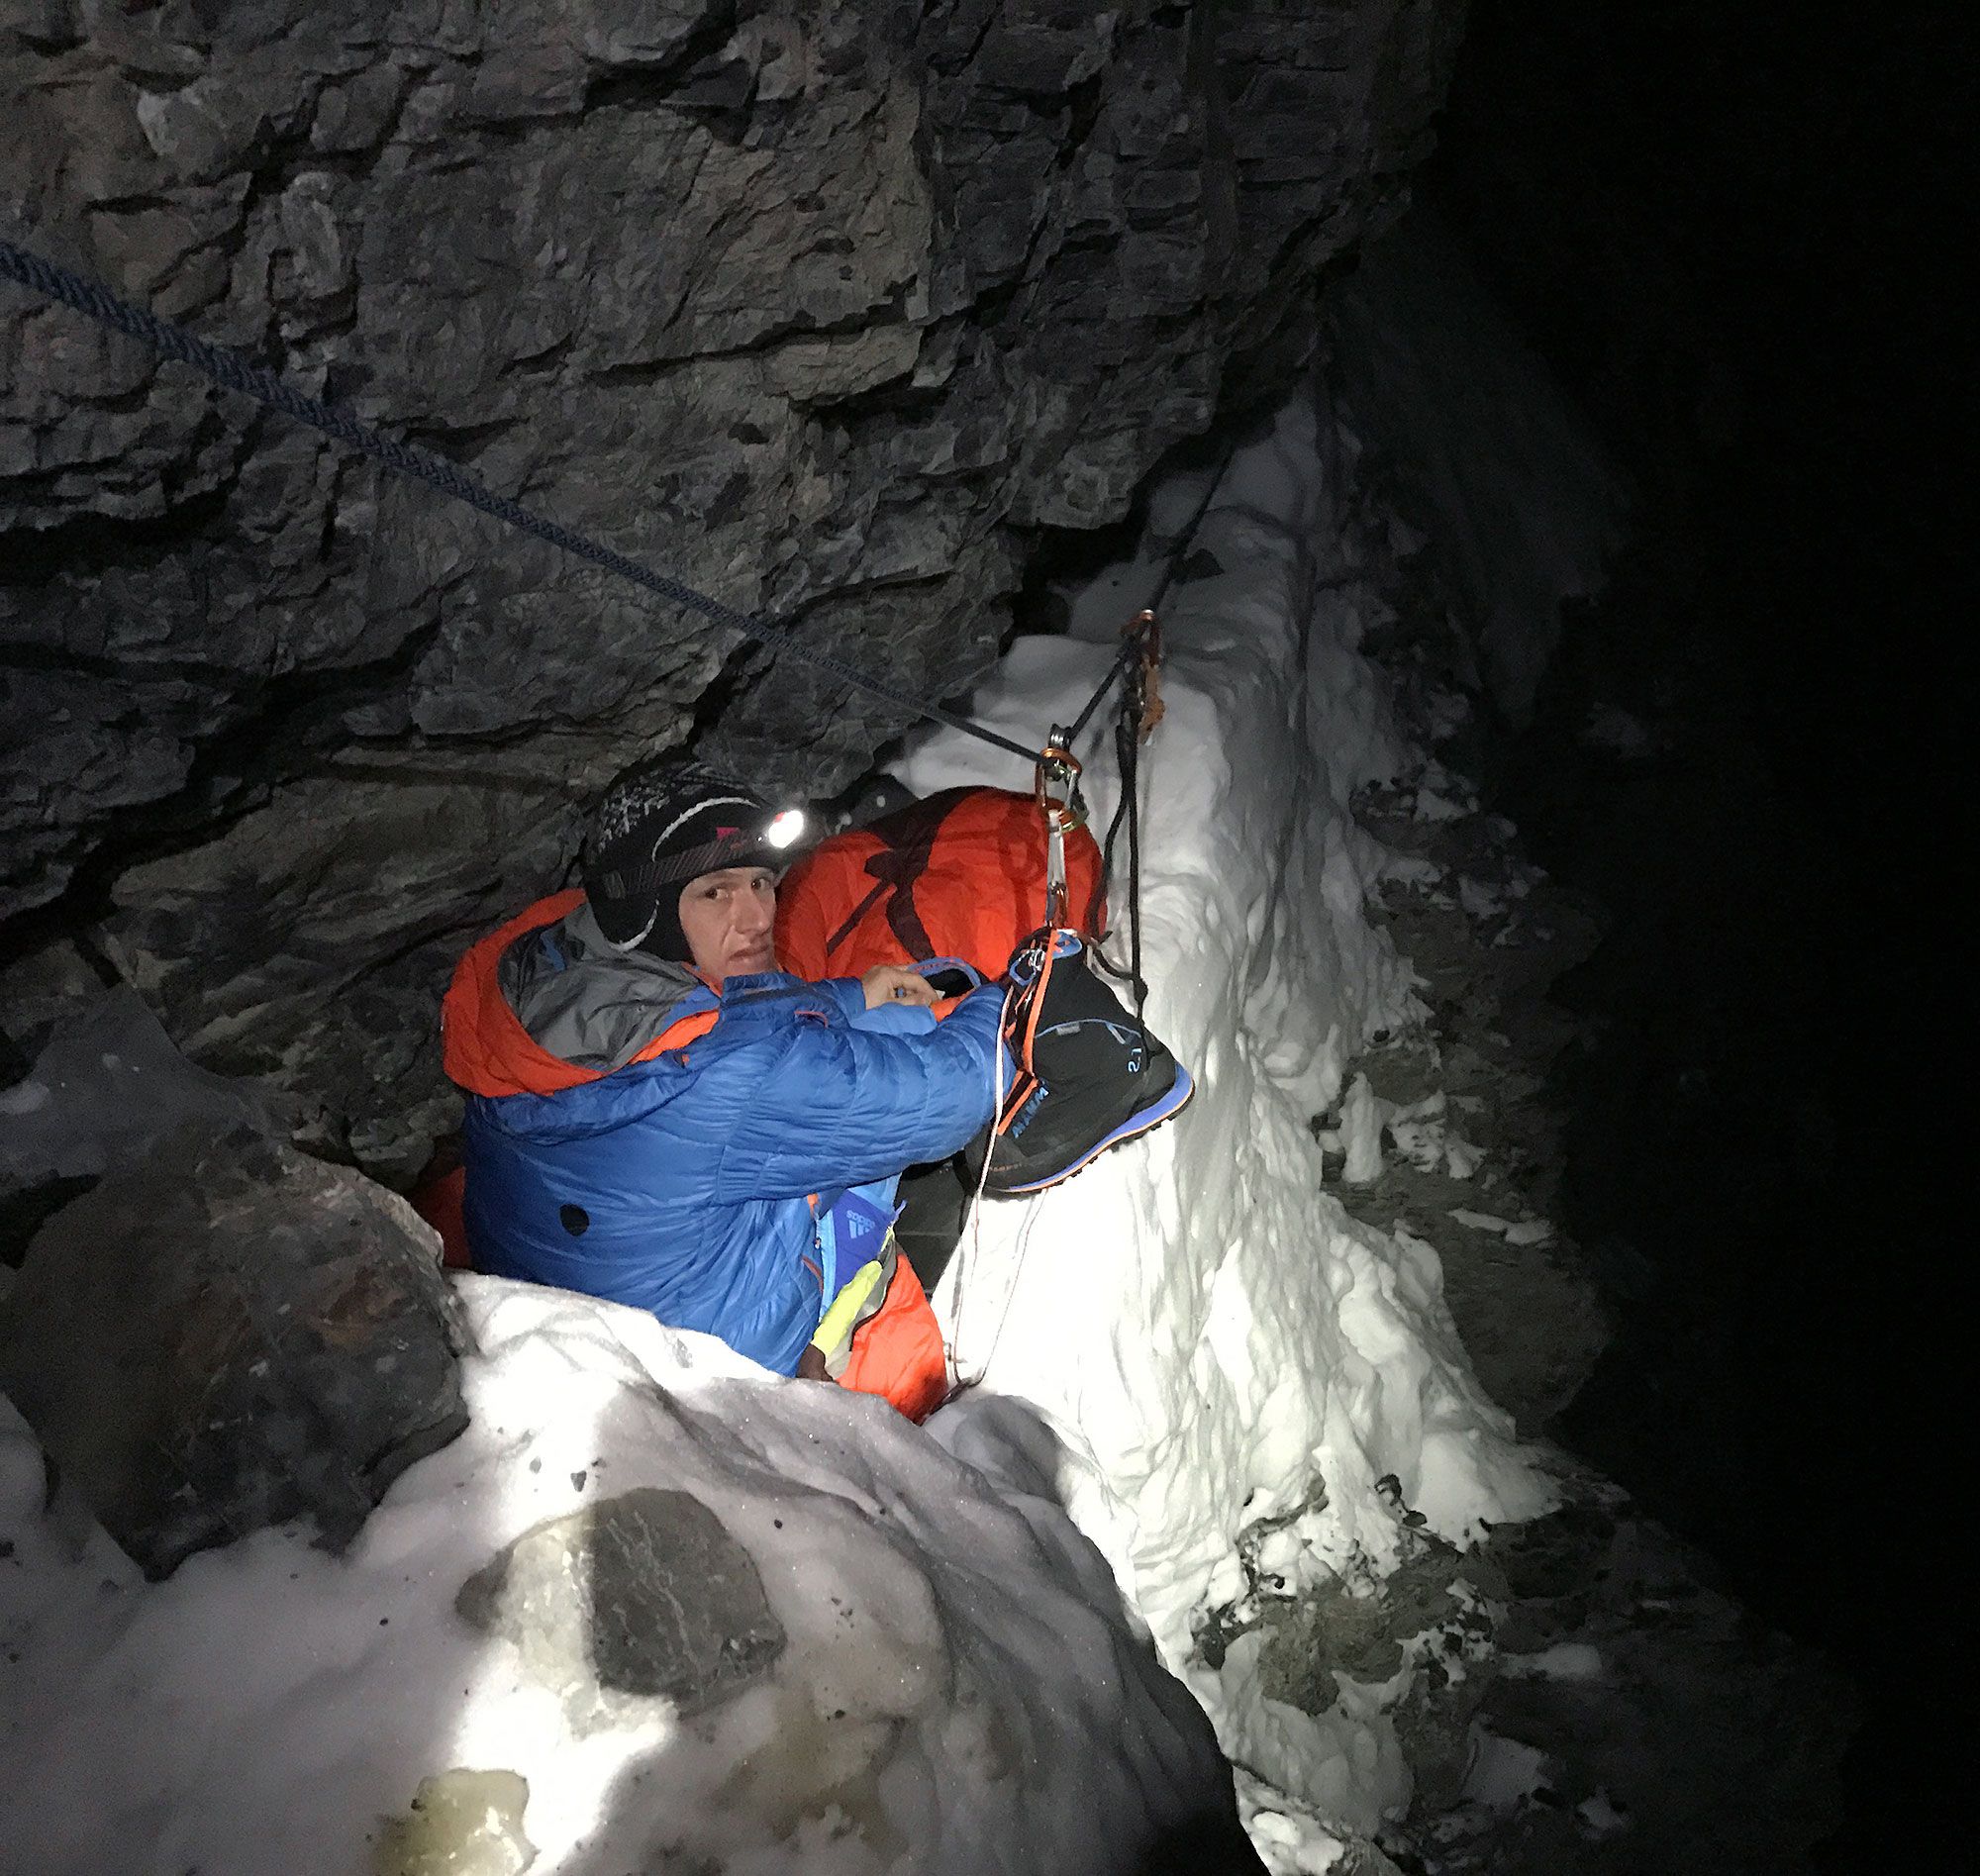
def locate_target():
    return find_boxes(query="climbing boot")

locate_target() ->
[977,934,1194,1195]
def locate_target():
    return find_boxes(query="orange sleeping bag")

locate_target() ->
[775,786,1106,981]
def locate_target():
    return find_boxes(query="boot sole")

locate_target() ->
[987,1065,1196,1195]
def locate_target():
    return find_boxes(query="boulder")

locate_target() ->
[456,1486,788,1723]
[0,1124,468,1578]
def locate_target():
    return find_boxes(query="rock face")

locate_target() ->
[0,0,1463,1170]
[1328,210,1633,725]
[456,1486,788,1723]
[0,1124,468,1577]
[0,985,302,1192]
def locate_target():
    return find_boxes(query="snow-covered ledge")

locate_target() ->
[2,1275,1251,1872]
[903,392,1553,1852]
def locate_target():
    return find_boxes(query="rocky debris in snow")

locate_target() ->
[0,1125,468,1578]
[1284,497,1615,1432]
[1401,1463,1854,1874]
[1254,1527,1505,1807]
[1310,776,1611,1431]
[1206,1454,1854,1872]
[1320,1076,1486,1186]
[455,1486,788,1724]
[1194,1472,1510,1865]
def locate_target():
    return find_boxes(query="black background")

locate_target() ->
[1423,1,1966,1862]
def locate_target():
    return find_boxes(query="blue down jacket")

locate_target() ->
[446,896,1005,1377]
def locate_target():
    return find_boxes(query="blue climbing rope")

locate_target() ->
[0,236,1041,763]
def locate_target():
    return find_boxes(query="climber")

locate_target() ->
[440,757,1009,1420]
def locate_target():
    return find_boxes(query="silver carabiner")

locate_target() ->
[1034,739,1082,932]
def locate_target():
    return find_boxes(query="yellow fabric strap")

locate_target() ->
[810,1256,887,1368]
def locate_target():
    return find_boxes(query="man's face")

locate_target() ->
[676,866,777,985]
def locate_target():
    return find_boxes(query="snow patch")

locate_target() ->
[1500,1641,1605,1682]
[1459,1728,1554,1812]
[901,396,1551,1857]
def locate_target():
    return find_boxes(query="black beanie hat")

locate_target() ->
[582,759,795,957]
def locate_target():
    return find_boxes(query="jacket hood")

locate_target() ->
[442,892,718,1100]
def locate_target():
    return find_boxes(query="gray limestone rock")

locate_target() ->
[0,985,302,1193]
[0,1124,469,1579]
[456,1486,786,1720]
[90,760,582,1179]
[1328,211,1634,725]
[0,1,1465,1171]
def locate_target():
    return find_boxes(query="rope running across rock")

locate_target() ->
[2,232,1237,989]
[0,236,1040,763]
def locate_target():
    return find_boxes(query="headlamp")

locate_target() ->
[763,807,807,850]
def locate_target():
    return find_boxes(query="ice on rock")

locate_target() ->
[374,1769,536,1876]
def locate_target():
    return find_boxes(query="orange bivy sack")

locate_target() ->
[839,1256,950,1424]
[775,785,1106,981]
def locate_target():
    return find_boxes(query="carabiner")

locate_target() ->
[1035,740,1082,930]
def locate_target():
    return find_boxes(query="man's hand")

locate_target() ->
[860,964,938,1010]
[796,1344,831,1381]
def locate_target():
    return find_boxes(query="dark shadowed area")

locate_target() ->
[1422,0,1963,1861]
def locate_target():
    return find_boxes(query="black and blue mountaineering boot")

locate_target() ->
[978,933,1194,1195]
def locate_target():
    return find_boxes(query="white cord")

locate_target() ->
[946,980,1016,1392]
[964,1200,1041,1391]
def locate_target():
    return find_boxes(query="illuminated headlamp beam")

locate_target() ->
[763,808,807,850]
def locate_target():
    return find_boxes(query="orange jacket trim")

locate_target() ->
[441,889,719,1100]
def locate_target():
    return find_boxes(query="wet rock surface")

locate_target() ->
[0,1123,468,1578]
[1,0,1465,1173]
[1308,503,1615,1432]
[1409,1466,1854,1875]
[456,1485,786,1722]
